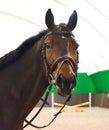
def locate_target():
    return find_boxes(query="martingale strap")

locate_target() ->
[21,83,71,130]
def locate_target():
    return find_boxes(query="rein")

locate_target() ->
[21,83,71,130]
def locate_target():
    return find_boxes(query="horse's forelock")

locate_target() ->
[50,23,72,36]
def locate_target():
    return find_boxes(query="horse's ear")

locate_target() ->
[67,10,78,31]
[45,9,55,29]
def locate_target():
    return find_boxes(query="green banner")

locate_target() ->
[90,70,109,93]
[73,73,96,94]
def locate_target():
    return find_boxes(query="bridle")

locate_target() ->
[42,41,78,84]
[50,56,77,76]
[21,33,78,130]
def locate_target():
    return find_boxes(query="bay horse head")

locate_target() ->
[42,9,79,97]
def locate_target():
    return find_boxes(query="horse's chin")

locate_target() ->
[58,91,69,97]
[56,86,72,97]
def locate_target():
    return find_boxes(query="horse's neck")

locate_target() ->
[0,43,48,128]
[16,43,48,126]
[9,43,48,104]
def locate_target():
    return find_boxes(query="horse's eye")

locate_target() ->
[45,44,51,49]
[75,45,79,50]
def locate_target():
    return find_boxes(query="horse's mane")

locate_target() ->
[0,30,47,70]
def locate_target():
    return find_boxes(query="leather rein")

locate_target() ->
[21,83,71,130]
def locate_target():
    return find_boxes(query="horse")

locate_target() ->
[0,9,79,130]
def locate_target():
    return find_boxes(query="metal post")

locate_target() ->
[51,93,55,112]
[89,92,92,112]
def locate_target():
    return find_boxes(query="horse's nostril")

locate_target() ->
[56,74,63,85]
[71,76,75,82]
[56,74,67,89]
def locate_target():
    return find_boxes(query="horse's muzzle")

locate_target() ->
[56,74,76,97]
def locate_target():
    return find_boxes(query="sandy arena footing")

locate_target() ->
[24,107,109,130]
